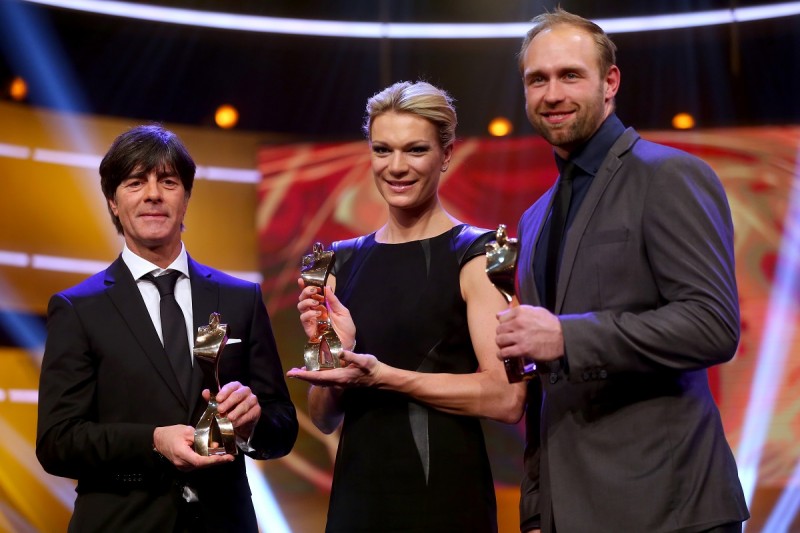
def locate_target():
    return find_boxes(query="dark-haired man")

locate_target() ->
[37,124,298,532]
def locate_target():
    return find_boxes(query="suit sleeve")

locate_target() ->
[36,294,158,479]
[560,152,740,376]
[244,284,298,459]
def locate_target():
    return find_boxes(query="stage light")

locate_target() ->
[762,456,800,532]
[245,457,292,533]
[672,112,695,130]
[215,104,239,129]
[736,146,800,524]
[19,0,800,38]
[9,76,28,101]
[488,117,513,137]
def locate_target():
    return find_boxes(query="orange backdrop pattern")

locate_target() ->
[257,127,800,531]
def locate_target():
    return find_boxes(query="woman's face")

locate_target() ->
[369,111,452,213]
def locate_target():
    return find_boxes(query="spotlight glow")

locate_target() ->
[18,0,800,38]
[9,76,28,101]
[736,144,800,520]
[762,456,800,532]
[488,117,513,137]
[0,249,263,282]
[0,140,260,183]
[215,104,239,129]
[0,142,31,159]
[672,112,696,130]
[245,457,291,533]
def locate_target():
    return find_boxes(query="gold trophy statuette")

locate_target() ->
[300,242,343,371]
[193,312,237,456]
[485,224,537,383]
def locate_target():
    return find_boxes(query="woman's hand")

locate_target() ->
[287,350,382,388]
[297,278,326,338]
[297,279,356,350]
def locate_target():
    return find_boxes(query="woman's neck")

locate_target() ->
[376,204,461,244]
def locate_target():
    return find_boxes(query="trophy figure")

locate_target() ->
[193,312,237,456]
[485,224,537,383]
[300,242,343,371]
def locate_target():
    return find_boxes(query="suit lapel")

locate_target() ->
[104,256,190,410]
[556,128,640,312]
[188,256,220,412]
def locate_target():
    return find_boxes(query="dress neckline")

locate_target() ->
[371,224,466,246]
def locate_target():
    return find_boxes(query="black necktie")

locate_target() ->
[143,270,192,398]
[544,162,575,312]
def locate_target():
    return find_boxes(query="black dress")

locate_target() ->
[326,224,498,533]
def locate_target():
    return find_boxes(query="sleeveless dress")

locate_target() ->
[326,224,498,533]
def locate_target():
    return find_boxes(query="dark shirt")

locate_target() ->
[532,114,626,307]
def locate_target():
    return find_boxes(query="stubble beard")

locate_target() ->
[529,88,607,151]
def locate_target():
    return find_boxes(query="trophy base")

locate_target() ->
[204,446,230,457]
[194,396,238,456]
[303,328,343,371]
[504,357,537,383]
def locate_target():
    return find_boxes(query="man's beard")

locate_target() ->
[529,89,606,151]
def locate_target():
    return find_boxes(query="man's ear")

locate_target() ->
[108,196,119,216]
[604,65,621,100]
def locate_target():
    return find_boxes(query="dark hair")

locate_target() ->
[99,124,196,234]
[518,8,617,76]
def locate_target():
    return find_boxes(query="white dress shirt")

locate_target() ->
[121,243,194,365]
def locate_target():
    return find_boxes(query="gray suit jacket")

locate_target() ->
[517,128,749,532]
[37,255,298,532]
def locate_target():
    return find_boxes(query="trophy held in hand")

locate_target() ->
[301,242,343,371]
[486,224,537,383]
[193,312,238,456]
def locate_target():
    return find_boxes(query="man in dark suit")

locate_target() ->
[36,125,298,532]
[495,9,749,533]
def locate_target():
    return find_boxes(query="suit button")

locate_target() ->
[582,371,590,381]
[549,372,559,384]
[599,369,608,379]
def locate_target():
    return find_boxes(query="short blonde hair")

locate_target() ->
[363,81,457,150]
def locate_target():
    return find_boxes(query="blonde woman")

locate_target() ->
[289,81,525,532]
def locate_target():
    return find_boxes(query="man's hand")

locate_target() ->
[496,305,564,363]
[153,425,234,471]
[206,381,261,441]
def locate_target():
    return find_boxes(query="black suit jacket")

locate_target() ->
[36,255,298,532]
[516,129,749,532]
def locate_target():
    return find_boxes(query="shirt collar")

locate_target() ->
[121,242,190,280]
[555,113,626,175]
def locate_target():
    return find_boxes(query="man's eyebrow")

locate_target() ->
[125,168,148,179]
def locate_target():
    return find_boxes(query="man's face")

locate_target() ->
[521,25,620,158]
[108,167,189,258]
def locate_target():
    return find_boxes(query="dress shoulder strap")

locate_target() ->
[452,225,495,267]
[331,235,369,277]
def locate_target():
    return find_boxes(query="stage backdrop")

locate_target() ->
[257,127,800,532]
[0,98,798,532]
